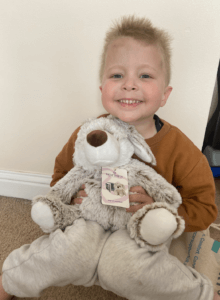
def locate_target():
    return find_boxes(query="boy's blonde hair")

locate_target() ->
[99,15,172,86]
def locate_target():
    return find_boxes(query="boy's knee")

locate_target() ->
[2,220,110,296]
[48,220,111,286]
[50,219,111,273]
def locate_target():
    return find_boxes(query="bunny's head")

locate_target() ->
[73,115,156,171]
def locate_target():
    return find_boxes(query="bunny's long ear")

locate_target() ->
[107,115,156,165]
[128,128,156,165]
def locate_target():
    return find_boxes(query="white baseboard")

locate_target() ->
[0,170,52,200]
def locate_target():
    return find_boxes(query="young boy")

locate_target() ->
[1,15,219,300]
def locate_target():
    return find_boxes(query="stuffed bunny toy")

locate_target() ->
[31,115,185,251]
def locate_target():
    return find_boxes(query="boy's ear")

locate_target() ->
[161,86,172,107]
[99,86,102,92]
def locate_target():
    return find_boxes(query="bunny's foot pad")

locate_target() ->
[127,202,185,252]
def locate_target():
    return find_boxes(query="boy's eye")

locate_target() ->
[140,74,150,78]
[112,74,122,78]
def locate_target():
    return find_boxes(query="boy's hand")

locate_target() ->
[126,186,154,214]
[70,184,87,205]
[70,185,154,213]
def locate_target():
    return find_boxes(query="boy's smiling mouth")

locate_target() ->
[116,99,143,107]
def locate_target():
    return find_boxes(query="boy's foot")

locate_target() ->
[0,275,13,300]
[214,291,220,300]
[0,291,13,300]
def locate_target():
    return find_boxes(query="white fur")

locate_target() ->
[84,131,120,167]
[140,208,177,245]
[31,202,55,232]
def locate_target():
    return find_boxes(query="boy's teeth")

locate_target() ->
[119,100,142,104]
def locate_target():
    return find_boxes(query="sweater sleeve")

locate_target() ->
[50,126,80,187]
[177,155,218,232]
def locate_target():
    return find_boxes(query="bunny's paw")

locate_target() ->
[31,201,56,233]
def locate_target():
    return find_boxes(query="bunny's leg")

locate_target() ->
[31,167,88,233]
[127,202,185,251]
[31,195,81,233]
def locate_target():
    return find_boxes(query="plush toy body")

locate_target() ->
[32,115,185,251]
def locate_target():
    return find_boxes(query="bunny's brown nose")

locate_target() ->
[87,130,108,147]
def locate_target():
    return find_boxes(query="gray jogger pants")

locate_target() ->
[2,219,214,299]
[2,219,111,297]
[98,229,214,300]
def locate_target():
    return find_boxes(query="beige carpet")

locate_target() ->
[1,179,220,300]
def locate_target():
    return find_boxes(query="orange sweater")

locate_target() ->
[50,114,218,232]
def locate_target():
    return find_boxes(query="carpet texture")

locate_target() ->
[1,178,220,300]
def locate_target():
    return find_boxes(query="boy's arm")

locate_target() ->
[50,127,81,187]
[177,155,218,232]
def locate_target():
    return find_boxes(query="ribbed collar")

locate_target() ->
[145,119,172,146]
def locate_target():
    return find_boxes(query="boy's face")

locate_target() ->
[99,37,172,128]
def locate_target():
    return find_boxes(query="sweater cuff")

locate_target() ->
[178,205,202,232]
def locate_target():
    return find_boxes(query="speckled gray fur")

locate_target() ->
[33,115,185,251]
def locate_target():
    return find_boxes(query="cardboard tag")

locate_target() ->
[101,167,129,208]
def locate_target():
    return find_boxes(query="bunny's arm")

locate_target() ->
[31,166,94,233]
[48,166,94,204]
[128,159,182,208]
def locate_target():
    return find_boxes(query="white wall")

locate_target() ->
[0,0,220,176]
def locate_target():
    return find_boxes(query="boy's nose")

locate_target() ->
[122,78,138,91]
[123,86,136,90]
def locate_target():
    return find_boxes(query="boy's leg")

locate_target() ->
[98,229,214,300]
[2,219,110,298]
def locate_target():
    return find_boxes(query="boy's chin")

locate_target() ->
[115,117,141,126]
[110,114,134,123]
[110,113,154,126]
[110,112,139,122]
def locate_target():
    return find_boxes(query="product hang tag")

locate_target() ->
[101,167,129,208]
